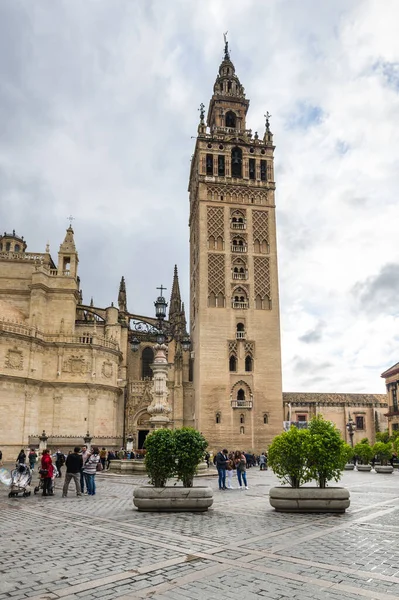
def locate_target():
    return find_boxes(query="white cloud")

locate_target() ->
[0,0,398,393]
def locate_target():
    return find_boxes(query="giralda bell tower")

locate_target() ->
[188,39,283,451]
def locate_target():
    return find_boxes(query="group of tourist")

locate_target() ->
[12,445,102,497]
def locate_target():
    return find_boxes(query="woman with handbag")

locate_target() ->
[83,446,101,496]
[40,449,54,496]
[235,450,249,490]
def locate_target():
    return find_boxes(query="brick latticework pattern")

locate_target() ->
[207,206,224,239]
[244,341,255,357]
[206,184,268,205]
[208,254,225,296]
[254,256,271,299]
[252,210,269,243]
[228,340,237,356]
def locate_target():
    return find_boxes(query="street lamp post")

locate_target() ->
[346,415,356,448]
[130,287,191,430]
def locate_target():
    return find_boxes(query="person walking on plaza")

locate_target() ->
[235,450,249,490]
[215,449,228,490]
[83,446,100,496]
[226,453,235,489]
[100,447,107,470]
[0,449,2,466]
[40,449,54,496]
[28,449,37,471]
[80,445,90,493]
[62,447,83,497]
[55,449,65,477]
[259,452,267,471]
[17,449,26,465]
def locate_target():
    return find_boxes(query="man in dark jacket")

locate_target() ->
[62,447,83,497]
[215,449,228,490]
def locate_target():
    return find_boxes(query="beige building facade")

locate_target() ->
[381,363,399,435]
[0,44,388,460]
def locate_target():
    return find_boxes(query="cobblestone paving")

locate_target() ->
[1,467,399,599]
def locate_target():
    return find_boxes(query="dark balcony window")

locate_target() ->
[260,160,266,181]
[249,158,256,180]
[218,155,225,176]
[206,154,213,175]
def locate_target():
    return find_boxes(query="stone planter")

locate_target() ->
[344,463,355,470]
[374,465,394,474]
[133,486,213,512]
[357,464,372,472]
[269,487,350,513]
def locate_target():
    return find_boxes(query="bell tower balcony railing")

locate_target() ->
[236,331,246,339]
[231,222,246,230]
[231,399,253,409]
[231,244,247,253]
[232,301,248,309]
[232,272,247,280]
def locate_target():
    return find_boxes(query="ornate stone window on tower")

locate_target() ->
[225,111,236,128]
[240,426,245,434]
[231,210,246,230]
[260,160,267,181]
[263,414,269,424]
[208,292,216,307]
[240,413,245,424]
[237,388,245,405]
[216,412,221,424]
[236,322,245,339]
[206,154,213,176]
[245,355,253,372]
[232,288,248,309]
[141,347,154,380]
[15,244,20,252]
[249,158,256,181]
[232,256,247,280]
[231,237,246,253]
[218,155,225,176]
[231,147,242,178]
[229,355,237,372]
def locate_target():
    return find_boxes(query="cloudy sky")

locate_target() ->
[1,0,398,393]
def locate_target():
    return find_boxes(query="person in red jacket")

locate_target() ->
[40,449,54,496]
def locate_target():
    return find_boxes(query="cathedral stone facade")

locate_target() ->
[0,44,388,460]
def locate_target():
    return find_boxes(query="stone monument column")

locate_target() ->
[147,344,171,429]
[39,430,48,454]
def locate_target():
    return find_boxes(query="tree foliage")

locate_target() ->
[268,426,311,488]
[372,441,392,466]
[306,416,350,488]
[144,427,208,488]
[354,441,375,465]
[376,431,390,443]
[144,428,176,487]
[268,416,349,488]
[174,427,208,487]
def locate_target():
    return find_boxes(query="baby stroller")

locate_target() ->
[33,465,58,495]
[8,464,32,498]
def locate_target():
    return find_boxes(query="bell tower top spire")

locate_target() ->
[207,36,249,133]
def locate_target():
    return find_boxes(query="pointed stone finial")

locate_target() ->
[169,265,182,321]
[45,242,50,253]
[118,276,127,312]
[90,297,94,307]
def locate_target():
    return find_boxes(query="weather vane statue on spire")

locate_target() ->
[198,102,205,122]
[264,111,272,132]
[223,31,230,60]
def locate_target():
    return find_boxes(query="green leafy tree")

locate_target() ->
[268,426,311,488]
[174,427,208,487]
[306,415,349,488]
[144,428,176,487]
[354,441,374,465]
[372,441,392,466]
[376,431,390,443]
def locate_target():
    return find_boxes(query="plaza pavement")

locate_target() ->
[1,466,399,599]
